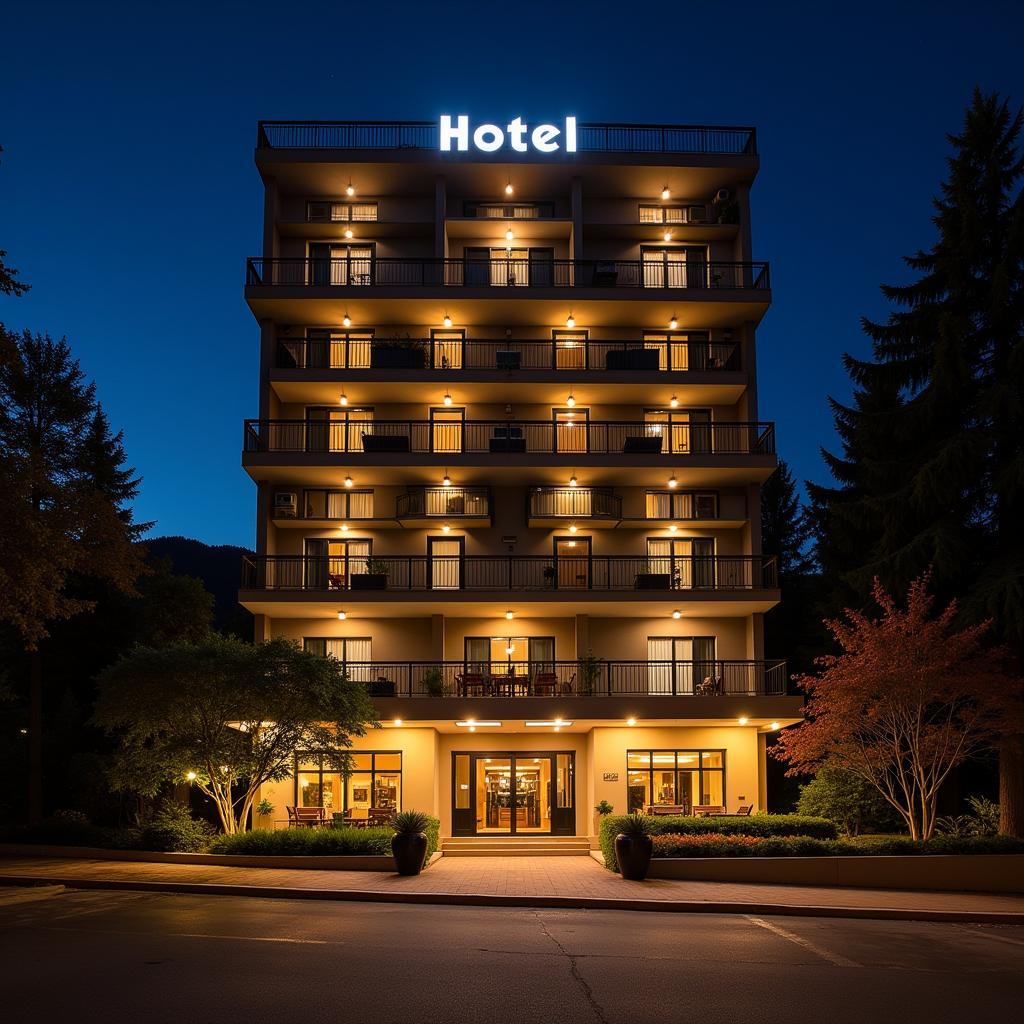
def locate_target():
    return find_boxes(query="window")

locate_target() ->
[645,491,718,520]
[464,636,555,674]
[552,330,588,370]
[553,407,588,453]
[430,330,465,370]
[305,406,374,453]
[307,201,378,222]
[304,537,371,589]
[464,201,554,218]
[640,331,711,371]
[646,536,715,588]
[303,489,374,520]
[296,329,373,370]
[644,408,711,454]
[308,243,374,285]
[626,749,725,813]
[641,247,708,289]
[646,636,716,694]
[304,637,373,682]
[295,751,401,814]
[637,204,706,224]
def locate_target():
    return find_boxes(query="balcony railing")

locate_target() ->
[276,337,740,373]
[527,487,622,520]
[246,257,770,291]
[315,660,786,697]
[243,419,776,456]
[257,121,757,156]
[242,555,778,592]
[395,487,490,519]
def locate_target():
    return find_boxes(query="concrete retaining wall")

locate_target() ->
[0,844,441,872]
[646,854,1024,893]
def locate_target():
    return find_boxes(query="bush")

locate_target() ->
[0,812,109,848]
[139,804,215,853]
[936,796,1000,838]
[599,813,837,871]
[797,762,901,836]
[210,816,441,861]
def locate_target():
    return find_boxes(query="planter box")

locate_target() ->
[362,434,410,453]
[634,573,671,590]
[605,349,660,371]
[370,348,426,369]
[351,574,388,590]
[646,853,1024,893]
[368,679,396,697]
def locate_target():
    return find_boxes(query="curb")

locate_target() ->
[2,874,1023,925]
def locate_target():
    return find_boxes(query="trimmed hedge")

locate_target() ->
[599,814,837,871]
[209,816,441,861]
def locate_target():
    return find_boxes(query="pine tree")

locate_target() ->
[0,328,147,821]
[760,460,811,579]
[812,90,1024,833]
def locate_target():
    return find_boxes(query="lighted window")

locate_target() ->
[626,749,726,813]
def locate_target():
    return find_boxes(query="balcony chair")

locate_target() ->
[457,672,487,697]
[696,674,724,696]
[532,672,558,697]
[559,672,577,696]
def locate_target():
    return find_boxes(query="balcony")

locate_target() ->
[243,419,775,457]
[395,487,491,525]
[241,554,778,593]
[527,487,622,526]
[275,336,740,374]
[246,257,769,292]
[314,660,786,698]
[257,121,757,156]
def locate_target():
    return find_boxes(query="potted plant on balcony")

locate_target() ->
[371,334,426,369]
[577,651,603,696]
[353,558,390,590]
[421,666,445,697]
[542,564,557,589]
[615,813,654,881]
[391,810,430,875]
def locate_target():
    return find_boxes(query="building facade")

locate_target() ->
[240,118,801,843]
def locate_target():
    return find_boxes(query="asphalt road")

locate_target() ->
[1,885,1022,1023]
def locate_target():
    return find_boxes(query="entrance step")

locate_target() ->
[441,836,592,857]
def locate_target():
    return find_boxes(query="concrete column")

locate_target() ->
[434,175,447,259]
[253,614,270,643]
[756,732,769,811]
[734,182,753,263]
[570,177,583,260]
[431,614,445,661]
[574,613,590,657]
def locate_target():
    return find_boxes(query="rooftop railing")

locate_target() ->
[243,419,776,457]
[257,121,757,156]
[323,660,786,698]
[241,554,778,592]
[276,337,741,373]
[246,257,770,291]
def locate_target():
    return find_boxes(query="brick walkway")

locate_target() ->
[2,853,1024,921]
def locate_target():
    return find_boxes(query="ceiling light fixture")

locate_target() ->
[346,182,355,197]
[670,395,679,408]
[566,312,575,328]
[456,720,501,728]
[442,472,451,487]
[738,716,749,726]
[443,392,453,407]
[505,181,514,195]
[337,611,347,621]
[669,524,678,533]
[340,523,348,532]
[668,475,678,489]
[393,718,403,726]
[627,717,637,726]
[344,475,353,488]
[505,228,514,242]
[661,186,671,200]
[505,610,514,620]
[344,227,353,239]
[663,229,673,242]
[569,475,578,487]
[672,610,682,620]
[770,721,780,731]
[342,314,352,328]
[669,316,678,330]
[442,523,451,533]
[566,393,576,408]
[525,720,573,728]
[569,524,578,534]
[339,392,349,406]
[442,313,453,328]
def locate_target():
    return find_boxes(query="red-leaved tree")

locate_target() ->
[772,574,1023,840]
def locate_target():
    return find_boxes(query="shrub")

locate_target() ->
[1,813,109,848]
[210,816,441,860]
[139,803,215,853]
[599,813,837,871]
[936,796,1000,838]
[797,762,901,836]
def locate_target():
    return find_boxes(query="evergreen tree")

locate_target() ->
[0,328,147,821]
[811,90,1024,833]
[760,460,812,579]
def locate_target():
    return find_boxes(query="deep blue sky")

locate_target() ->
[2,1,1022,547]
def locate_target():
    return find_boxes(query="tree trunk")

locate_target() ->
[999,734,1024,837]
[28,650,43,824]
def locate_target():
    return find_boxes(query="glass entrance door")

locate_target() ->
[451,752,575,836]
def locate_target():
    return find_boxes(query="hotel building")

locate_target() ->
[240,118,801,849]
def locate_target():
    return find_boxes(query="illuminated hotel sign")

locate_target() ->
[439,115,577,154]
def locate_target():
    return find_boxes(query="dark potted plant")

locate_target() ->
[615,813,654,881]
[371,334,426,369]
[542,564,557,588]
[577,651,603,696]
[391,810,430,875]
[422,666,445,697]
[353,558,390,590]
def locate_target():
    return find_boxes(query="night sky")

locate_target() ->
[2,1,1022,547]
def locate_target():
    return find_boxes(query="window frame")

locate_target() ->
[625,747,726,813]
[293,750,402,813]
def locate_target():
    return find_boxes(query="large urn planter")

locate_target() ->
[391,811,431,876]
[615,815,654,881]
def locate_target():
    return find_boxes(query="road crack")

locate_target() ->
[534,912,611,1024]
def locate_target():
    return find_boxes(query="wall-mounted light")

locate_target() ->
[669,316,678,330]
[346,182,355,197]
[668,524,678,534]
[393,718,403,727]
[672,610,682,620]
[738,716,749,726]
[568,524,578,534]
[337,611,347,621]
[442,523,451,534]
[344,475,354,488]
[566,313,575,328]
[443,313,453,328]
[340,523,349,533]
[770,721,780,731]
[505,610,514,621]
[668,475,678,489]
[342,314,352,328]
[661,186,671,200]
[627,717,637,726]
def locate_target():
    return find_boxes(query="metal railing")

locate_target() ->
[243,419,776,457]
[314,660,786,697]
[257,121,757,156]
[241,555,778,592]
[527,488,622,520]
[246,257,770,291]
[276,337,740,373]
[395,487,491,519]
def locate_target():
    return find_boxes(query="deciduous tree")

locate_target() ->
[773,574,1022,840]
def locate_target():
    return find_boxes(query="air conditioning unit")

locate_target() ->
[274,491,298,518]
[713,188,731,204]
[685,205,709,223]
[694,494,718,519]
